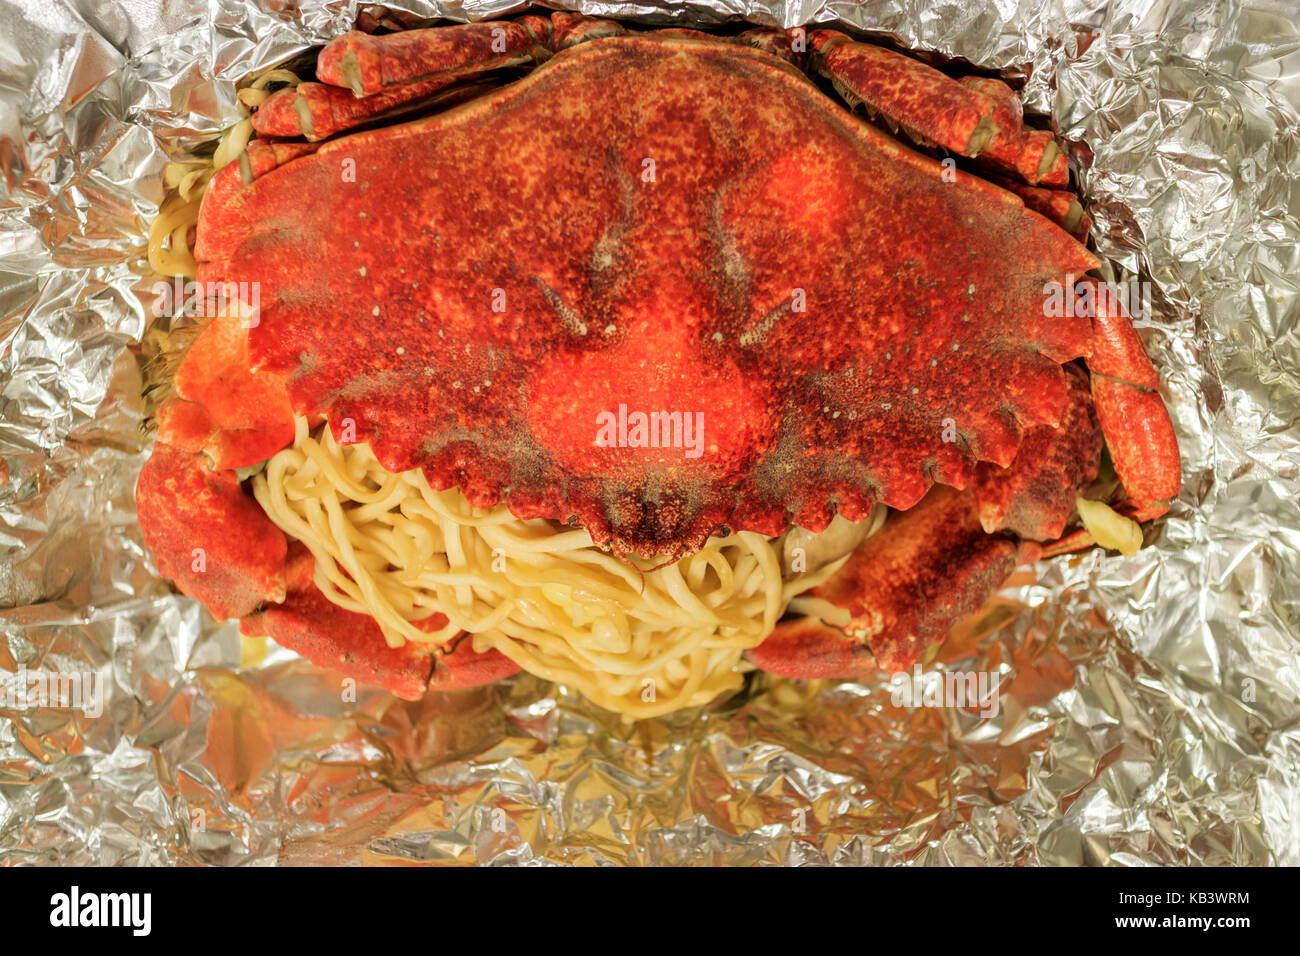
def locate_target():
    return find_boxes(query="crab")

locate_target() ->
[136,13,1180,703]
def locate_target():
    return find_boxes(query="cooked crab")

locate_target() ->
[137,13,1180,713]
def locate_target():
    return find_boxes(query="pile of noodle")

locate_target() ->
[252,418,883,717]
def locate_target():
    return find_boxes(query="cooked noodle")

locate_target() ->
[147,68,301,279]
[252,417,885,717]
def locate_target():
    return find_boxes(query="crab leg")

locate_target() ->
[314,13,627,98]
[1075,278,1181,509]
[749,486,1040,678]
[750,364,1106,678]
[987,175,1091,241]
[254,14,627,141]
[548,11,627,48]
[736,27,803,64]
[315,17,557,97]
[239,545,518,699]
[957,76,1069,187]
[253,74,465,141]
[807,30,1068,187]
[139,304,512,697]
[995,282,1181,559]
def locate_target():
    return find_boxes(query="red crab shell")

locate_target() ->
[137,15,1180,701]
[198,34,1099,556]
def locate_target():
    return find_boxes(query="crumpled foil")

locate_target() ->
[1,0,1297,866]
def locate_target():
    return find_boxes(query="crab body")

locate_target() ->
[137,14,1180,701]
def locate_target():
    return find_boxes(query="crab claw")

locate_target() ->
[429,638,524,691]
[749,486,1039,678]
[1076,279,1181,509]
[746,615,877,679]
[238,546,519,700]
[156,310,295,470]
[238,546,431,699]
[238,588,434,701]
[137,443,288,620]
[971,363,1102,540]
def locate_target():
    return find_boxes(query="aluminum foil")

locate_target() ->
[1,0,1297,866]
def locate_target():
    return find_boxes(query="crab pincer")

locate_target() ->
[137,443,288,620]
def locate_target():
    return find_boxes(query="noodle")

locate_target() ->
[252,418,886,718]
[147,68,302,280]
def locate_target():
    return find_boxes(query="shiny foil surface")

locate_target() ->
[1,0,1297,866]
